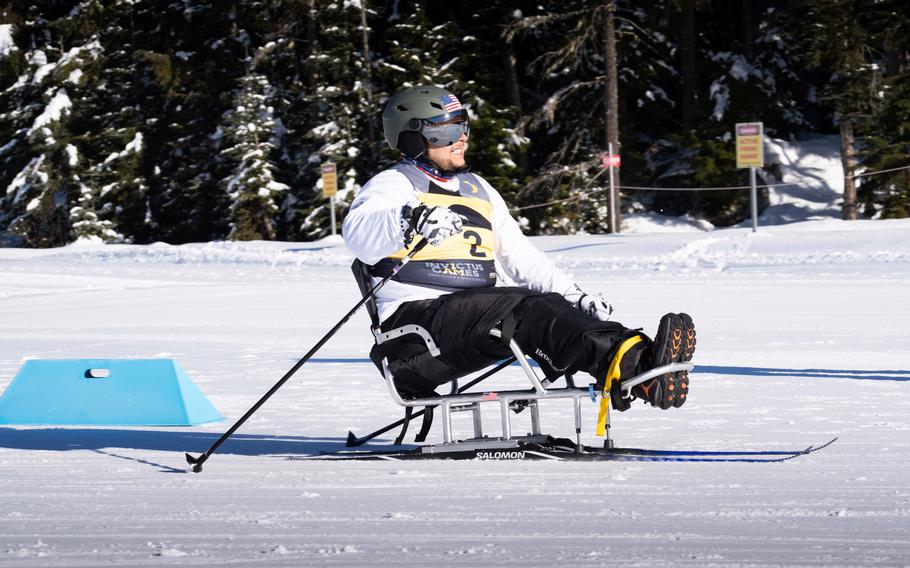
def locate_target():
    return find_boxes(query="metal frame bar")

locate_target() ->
[373,317,694,448]
[374,324,440,357]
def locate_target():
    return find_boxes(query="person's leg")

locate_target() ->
[378,289,648,393]
[373,287,696,409]
[372,287,539,397]
[511,294,697,409]
[511,292,645,385]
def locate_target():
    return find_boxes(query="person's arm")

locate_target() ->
[484,178,613,320]
[484,180,574,294]
[342,170,417,265]
[342,169,466,265]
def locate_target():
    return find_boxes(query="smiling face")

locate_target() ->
[425,125,469,171]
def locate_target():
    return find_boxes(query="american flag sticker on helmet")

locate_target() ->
[440,94,462,112]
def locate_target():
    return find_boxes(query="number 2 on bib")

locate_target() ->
[463,230,487,258]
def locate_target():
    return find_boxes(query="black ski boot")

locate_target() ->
[632,313,685,409]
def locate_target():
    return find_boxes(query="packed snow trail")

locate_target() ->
[1,219,909,566]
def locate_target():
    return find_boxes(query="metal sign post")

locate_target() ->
[749,166,758,232]
[603,144,621,234]
[735,122,764,233]
[321,162,338,236]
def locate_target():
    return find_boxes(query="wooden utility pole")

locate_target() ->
[359,0,377,162]
[840,119,858,220]
[680,0,697,130]
[306,0,317,88]
[604,0,621,233]
[503,12,528,175]
[739,0,754,60]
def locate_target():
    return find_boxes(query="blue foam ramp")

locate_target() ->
[0,359,223,426]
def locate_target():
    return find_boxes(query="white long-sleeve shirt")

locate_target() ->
[343,163,575,321]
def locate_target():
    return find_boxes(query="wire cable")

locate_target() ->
[509,164,910,212]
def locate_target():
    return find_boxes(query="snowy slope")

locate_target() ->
[762,135,845,223]
[1,220,909,566]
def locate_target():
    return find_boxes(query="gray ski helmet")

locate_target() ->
[382,85,468,151]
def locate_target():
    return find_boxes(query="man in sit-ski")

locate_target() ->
[343,85,696,410]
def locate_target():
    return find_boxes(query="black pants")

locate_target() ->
[371,287,639,398]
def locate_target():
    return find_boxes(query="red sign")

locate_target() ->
[602,153,621,168]
[737,124,761,136]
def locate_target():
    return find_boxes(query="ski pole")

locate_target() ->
[345,356,517,447]
[185,239,429,473]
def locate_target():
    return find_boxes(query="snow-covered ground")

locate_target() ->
[1,216,909,566]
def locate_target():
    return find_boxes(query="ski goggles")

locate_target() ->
[420,113,470,147]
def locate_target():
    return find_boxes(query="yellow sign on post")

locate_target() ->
[735,122,764,169]
[321,162,337,198]
[735,122,763,232]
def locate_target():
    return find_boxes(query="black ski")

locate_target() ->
[604,436,838,463]
[287,437,837,463]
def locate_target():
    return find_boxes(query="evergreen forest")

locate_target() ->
[1,0,908,247]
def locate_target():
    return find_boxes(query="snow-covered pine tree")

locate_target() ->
[228,0,308,242]
[860,76,910,218]
[855,2,910,218]
[220,68,288,241]
[795,0,892,221]
[376,0,451,88]
[142,0,243,244]
[644,2,811,225]
[44,2,123,244]
[67,143,121,243]
[0,4,106,246]
[0,19,24,88]
[285,0,377,240]
[431,3,526,217]
[3,0,906,246]
[505,1,627,234]
[25,0,160,245]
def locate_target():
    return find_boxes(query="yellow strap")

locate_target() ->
[596,335,644,436]
[595,396,611,436]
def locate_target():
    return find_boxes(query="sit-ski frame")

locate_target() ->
[374,322,694,455]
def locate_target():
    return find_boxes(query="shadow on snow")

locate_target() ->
[307,358,910,382]
[696,365,910,382]
[0,427,347,457]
